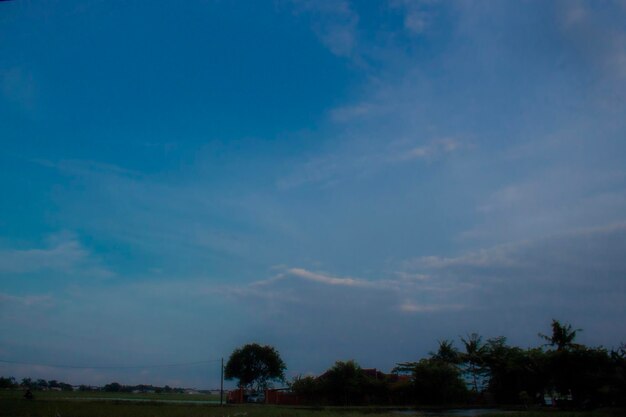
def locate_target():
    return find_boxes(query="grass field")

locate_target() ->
[0,389,221,402]
[1,390,624,417]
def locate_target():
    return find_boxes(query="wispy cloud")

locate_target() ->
[390,0,438,35]
[289,0,360,58]
[462,168,626,244]
[287,267,369,286]
[408,223,626,289]
[0,232,113,278]
[190,224,626,372]
[34,159,142,178]
[37,158,275,263]
[557,1,626,83]
[0,293,53,308]
[230,265,466,314]
[394,138,467,161]
[399,302,464,313]
[277,136,469,189]
[232,224,626,326]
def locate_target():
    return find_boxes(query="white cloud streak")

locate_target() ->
[231,224,626,323]
[0,232,112,277]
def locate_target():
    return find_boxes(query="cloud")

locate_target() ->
[277,136,469,189]
[290,0,359,58]
[462,168,626,244]
[0,293,53,308]
[34,159,142,178]
[185,223,624,374]
[557,1,626,82]
[408,223,626,296]
[0,232,113,278]
[330,102,379,122]
[3,225,625,385]
[287,267,370,286]
[394,138,467,161]
[252,268,371,287]
[38,158,274,264]
[399,302,464,313]
[390,0,437,35]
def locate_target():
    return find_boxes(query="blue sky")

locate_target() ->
[1,0,626,389]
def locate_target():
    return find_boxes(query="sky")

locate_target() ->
[1,0,626,389]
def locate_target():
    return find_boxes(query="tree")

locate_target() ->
[291,375,321,405]
[482,337,547,405]
[21,378,33,389]
[322,360,389,405]
[319,360,367,405]
[430,339,461,365]
[539,319,581,351]
[0,376,17,389]
[395,352,468,406]
[224,343,286,391]
[103,382,122,392]
[460,333,488,393]
[411,358,468,405]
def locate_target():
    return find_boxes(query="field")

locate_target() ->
[0,391,624,417]
[0,389,221,402]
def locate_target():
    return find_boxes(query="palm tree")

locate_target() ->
[460,333,487,392]
[430,339,460,365]
[539,319,581,351]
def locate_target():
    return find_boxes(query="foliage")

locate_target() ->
[431,339,461,365]
[539,319,582,351]
[460,332,488,393]
[225,343,286,391]
[319,360,366,405]
[391,321,625,407]
[482,338,547,404]
[0,376,17,389]
[291,375,321,404]
[292,360,390,405]
[410,358,468,404]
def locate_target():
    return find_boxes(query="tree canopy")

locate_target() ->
[224,343,286,391]
[539,319,582,351]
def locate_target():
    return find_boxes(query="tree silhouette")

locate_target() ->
[225,343,286,391]
[539,319,581,351]
[431,339,460,365]
[460,333,488,392]
[320,360,366,405]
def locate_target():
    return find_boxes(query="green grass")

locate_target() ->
[0,389,220,402]
[0,391,624,417]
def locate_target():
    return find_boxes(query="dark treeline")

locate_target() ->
[0,377,187,394]
[0,377,73,391]
[101,382,186,393]
[291,320,626,408]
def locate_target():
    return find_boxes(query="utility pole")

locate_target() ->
[220,357,224,406]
